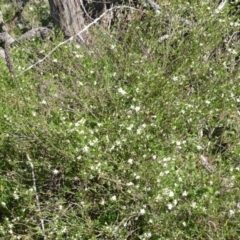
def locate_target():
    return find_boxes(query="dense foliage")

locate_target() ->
[1,1,240,239]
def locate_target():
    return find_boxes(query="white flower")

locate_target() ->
[229,209,235,217]
[140,208,146,215]
[135,106,141,112]
[163,188,174,198]
[173,76,178,81]
[53,169,59,175]
[100,199,105,205]
[13,192,19,200]
[82,146,89,153]
[127,182,134,186]
[75,54,83,58]
[169,191,174,197]
[182,190,188,197]
[110,195,117,201]
[191,202,197,208]
[143,232,152,238]
[134,173,140,179]
[196,145,203,150]
[167,203,173,210]
[77,81,83,86]
[176,141,181,146]
[126,124,134,131]
[128,158,133,164]
[41,100,47,105]
[118,87,127,95]
[52,59,58,63]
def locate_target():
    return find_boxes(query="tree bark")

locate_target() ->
[48,0,86,42]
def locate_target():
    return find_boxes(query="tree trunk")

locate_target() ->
[48,0,86,42]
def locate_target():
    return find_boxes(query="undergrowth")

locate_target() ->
[1,1,240,239]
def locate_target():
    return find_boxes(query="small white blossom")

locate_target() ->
[126,182,134,186]
[61,226,67,233]
[182,190,188,197]
[118,87,127,95]
[173,76,178,81]
[100,199,105,205]
[13,192,19,200]
[110,195,117,201]
[75,54,83,58]
[229,209,235,217]
[163,188,174,198]
[110,44,116,50]
[191,202,197,208]
[128,158,133,164]
[53,169,59,175]
[196,145,203,150]
[126,124,134,131]
[135,106,141,112]
[82,146,89,153]
[168,190,174,197]
[167,203,173,210]
[140,208,146,215]
[142,232,152,238]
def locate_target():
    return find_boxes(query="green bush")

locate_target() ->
[1,1,240,239]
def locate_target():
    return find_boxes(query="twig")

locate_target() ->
[4,41,14,74]
[144,0,161,14]
[215,0,228,14]
[200,155,214,173]
[26,154,46,240]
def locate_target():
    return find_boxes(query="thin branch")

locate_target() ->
[144,0,161,14]
[18,6,139,76]
[26,154,46,240]
[200,155,214,174]
[215,0,228,14]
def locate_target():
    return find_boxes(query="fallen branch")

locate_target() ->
[18,6,140,76]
